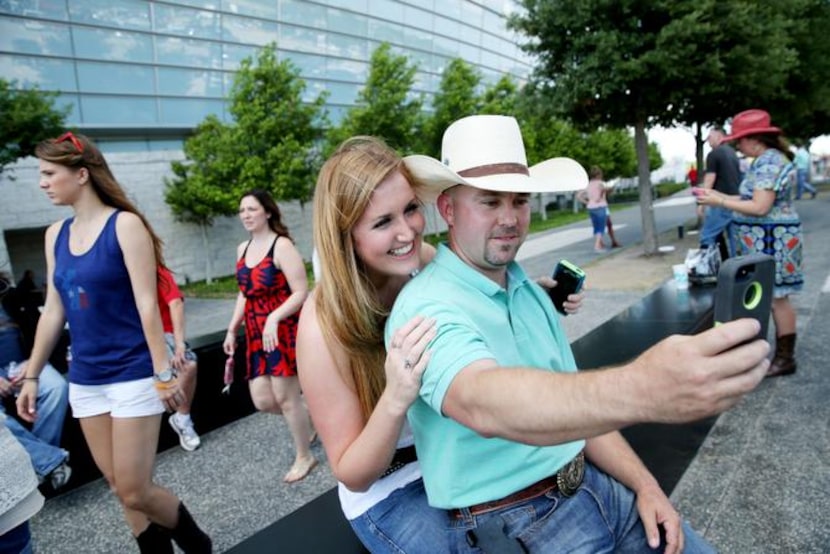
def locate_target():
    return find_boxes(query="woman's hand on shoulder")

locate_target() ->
[384,315,436,414]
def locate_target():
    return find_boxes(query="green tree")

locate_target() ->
[165,44,327,281]
[0,79,69,174]
[421,58,482,157]
[326,43,422,154]
[480,76,519,116]
[510,0,796,254]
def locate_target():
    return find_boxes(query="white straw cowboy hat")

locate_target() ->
[403,115,587,202]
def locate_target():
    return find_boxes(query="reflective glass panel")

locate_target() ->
[73,27,153,63]
[69,0,150,31]
[367,19,401,44]
[0,54,77,90]
[0,0,68,20]
[326,58,366,83]
[222,13,278,45]
[159,97,224,125]
[156,36,222,69]
[403,5,432,31]
[460,24,481,47]
[433,35,459,58]
[482,9,504,34]
[327,0,366,11]
[153,4,221,41]
[327,7,366,36]
[324,81,358,105]
[0,17,71,56]
[76,61,155,94]
[368,0,402,22]
[157,67,224,97]
[222,43,258,70]
[284,52,325,79]
[54,93,80,123]
[221,0,277,19]
[326,33,366,59]
[403,26,431,53]
[280,24,324,54]
[79,96,158,125]
[433,15,459,39]
[279,0,325,29]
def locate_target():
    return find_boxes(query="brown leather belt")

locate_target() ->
[449,452,585,519]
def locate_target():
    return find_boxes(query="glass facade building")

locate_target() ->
[0,0,532,151]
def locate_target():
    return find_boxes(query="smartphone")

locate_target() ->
[713,254,774,340]
[549,260,586,315]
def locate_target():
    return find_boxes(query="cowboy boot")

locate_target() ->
[170,502,212,553]
[767,334,797,378]
[135,522,174,554]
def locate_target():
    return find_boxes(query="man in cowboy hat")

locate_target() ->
[387,115,769,552]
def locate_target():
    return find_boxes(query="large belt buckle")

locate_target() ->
[556,452,585,497]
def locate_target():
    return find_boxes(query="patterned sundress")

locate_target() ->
[235,237,300,379]
[730,149,804,298]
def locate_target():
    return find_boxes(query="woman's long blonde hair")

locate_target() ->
[35,133,165,266]
[313,136,409,420]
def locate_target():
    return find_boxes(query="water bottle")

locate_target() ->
[222,355,234,395]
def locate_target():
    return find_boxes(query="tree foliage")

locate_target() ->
[325,43,422,155]
[0,79,69,174]
[421,58,482,157]
[509,0,820,254]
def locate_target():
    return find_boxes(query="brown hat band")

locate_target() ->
[458,162,530,178]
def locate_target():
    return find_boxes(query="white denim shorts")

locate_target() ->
[69,377,164,418]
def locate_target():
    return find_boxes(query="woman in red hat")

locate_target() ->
[697,109,803,377]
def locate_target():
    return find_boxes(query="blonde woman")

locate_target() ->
[16,132,210,552]
[296,137,446,552]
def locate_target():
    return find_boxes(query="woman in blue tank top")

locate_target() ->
[16,132,211,553]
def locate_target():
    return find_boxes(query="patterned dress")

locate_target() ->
[731,148,804,298]
[236,237,300,379]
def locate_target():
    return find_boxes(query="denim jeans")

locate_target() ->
[795,169,816,199]
[699,206,733,251]
[0,365,69,478]
[448,463,715,553]
[0,521,33,554]
[350,478,451,553]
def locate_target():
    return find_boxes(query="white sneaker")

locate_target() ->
[169,414,201,452]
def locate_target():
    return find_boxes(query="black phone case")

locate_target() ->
[713,254,775,340]
[549,262,585,315]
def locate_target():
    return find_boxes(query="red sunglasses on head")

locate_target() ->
[55,131,84,154]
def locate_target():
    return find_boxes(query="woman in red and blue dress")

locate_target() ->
[223,189,317,482]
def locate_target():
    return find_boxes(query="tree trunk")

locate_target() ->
[200,223,213,284]
[695,122,704,183]
[636,120,658,255]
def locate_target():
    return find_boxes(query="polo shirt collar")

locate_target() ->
[434,243,530,296]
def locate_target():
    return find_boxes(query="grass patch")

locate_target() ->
[180,275,239,298]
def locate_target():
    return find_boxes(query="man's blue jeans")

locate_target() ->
[448,463,715,553]
[796,169,816,199]
[1,365,69,478]
[699,206,733,253]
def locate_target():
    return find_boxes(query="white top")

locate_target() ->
[337,422,421,520]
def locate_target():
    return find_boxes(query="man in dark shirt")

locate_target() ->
[698,125,741,257]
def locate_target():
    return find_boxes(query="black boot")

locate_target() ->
[767,334,797,378]
[136,522,174,554]
[171,502,212,553]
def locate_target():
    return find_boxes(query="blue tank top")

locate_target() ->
[53,211,153,385]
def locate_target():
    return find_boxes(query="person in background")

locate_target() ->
[16,132,211,553]
[697,109,803,378]
[390,114,769,553]
[793,143,817,199]
[0,413,45,554]
[577,165,609,252]
[156,266,200,452]
[697,124,741,260]
[1,274,71,491]
[223,189,316,483]
[687,164,698,187]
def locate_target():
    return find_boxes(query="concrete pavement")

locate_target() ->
[29,188,829,552]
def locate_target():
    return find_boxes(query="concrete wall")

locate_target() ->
[0,152,447,284]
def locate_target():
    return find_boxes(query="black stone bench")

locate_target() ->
[228,279,715,553]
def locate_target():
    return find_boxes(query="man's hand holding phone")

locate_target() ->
[548,260,586,316]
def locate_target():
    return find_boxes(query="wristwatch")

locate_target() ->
[153,368,178,384]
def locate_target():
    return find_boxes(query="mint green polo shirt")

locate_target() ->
[386,244,584,509]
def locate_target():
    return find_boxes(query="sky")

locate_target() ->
[650,125,830,163]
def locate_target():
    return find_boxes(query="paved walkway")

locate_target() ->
[29,189,829,553]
